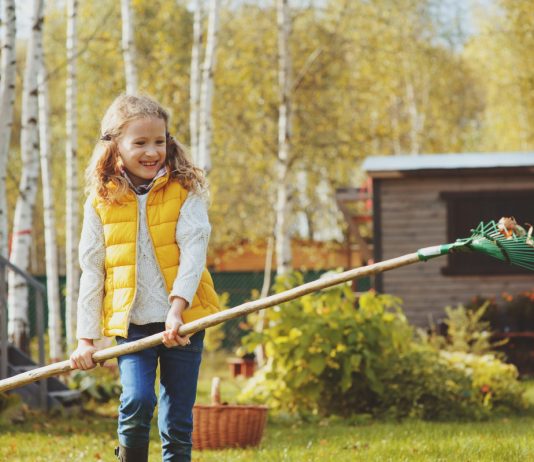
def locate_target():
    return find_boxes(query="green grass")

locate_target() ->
[2,356,534,461]
[2,409,534,461]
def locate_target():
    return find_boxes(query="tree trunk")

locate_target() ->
[189,0,203,165]
[65,0,79,349]
[0,0,17,259]
[254,235,274,367]
[405,78,420,155]
[121,0,138,94]
[198,0,220,174]
[38,55,63,361]
[275,0,292,276]
[8,0,45,352]
[390,95,402,155]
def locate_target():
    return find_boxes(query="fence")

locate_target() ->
[0,255,48,408]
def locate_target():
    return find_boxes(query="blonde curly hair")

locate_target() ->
[85,94,206,203]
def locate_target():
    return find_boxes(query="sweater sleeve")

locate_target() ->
[76,197,106,340]
[169,192,211,306]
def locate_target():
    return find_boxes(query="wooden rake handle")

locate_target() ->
[0,252,421,393]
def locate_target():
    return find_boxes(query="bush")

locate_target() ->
[378,348,526,420]
[439,351,525,413]
[468,291,534,332]
[239,272,529,420]
[420,303,505,356]
[70,366,121,403]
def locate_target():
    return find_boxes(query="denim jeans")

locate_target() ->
[116,323,204,462]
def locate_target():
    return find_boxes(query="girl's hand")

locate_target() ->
[70,339,98,370]
[163,296,191,348]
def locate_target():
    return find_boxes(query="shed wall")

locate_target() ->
[379,175,534,326]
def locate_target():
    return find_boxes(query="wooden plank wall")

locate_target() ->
[380,174,534,327]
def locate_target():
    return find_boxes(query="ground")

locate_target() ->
[1,354,534,461]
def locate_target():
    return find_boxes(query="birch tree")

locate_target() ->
[197,0,220,174]
[189,1,203,165]
[0,0,16,259]
[275,0,292,275]
[8,0,45,351]
[121,0,138,93]
[38,55,63,361]
[65,0,79,349]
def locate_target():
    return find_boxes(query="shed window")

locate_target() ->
[441,190,534,276]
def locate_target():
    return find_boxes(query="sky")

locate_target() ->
[11,0,494,41]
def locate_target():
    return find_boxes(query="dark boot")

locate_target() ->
[114,444,149,462]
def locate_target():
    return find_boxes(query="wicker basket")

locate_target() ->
[192,377,268,450]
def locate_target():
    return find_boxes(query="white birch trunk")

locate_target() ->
[198,0,220,174]
[8,0,45,351]
[275,0,292,276]
[189,0,203,165]
[254,235,274,367]
[390,95,402,155]
[38,56,63,361]
[65,0,79,349]
[121,0,138,94]
[405,78,420,155]
[0,0,17,259]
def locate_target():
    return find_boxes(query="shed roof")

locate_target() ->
[363,152,534,177]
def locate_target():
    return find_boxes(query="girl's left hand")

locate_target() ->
[163,296,191,348]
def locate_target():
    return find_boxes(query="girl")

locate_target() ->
[69,94,219,462]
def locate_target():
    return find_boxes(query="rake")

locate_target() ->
[1,219,533,393]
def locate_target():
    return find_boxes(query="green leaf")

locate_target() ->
[309,356,326,375]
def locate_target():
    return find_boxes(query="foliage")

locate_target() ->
[464,0,534,151]
[420,302,505,355]
[203,292,230,352]
[439,351,525,414]
[6,0,534,272]
[69,366,121,403]
[0,392,25,424]
[239,272,529,420]
[8,0,503,273]
[467,290,534,333]
[378,346,526,420]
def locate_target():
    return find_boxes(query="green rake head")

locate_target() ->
[463,221,534,270]
[417,219,534,271]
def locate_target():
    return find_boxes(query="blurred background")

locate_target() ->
[2,0,534,354]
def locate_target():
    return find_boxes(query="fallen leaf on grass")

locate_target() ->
[343,441,370,450]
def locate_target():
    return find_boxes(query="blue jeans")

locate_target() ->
[116,323,204,462]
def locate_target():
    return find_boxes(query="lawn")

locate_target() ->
[1,354,534,461]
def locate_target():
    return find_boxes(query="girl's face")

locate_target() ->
[117,117,167,187]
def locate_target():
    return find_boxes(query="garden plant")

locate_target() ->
[240,272,529,421]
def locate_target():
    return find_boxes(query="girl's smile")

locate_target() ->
[117,117,167,187]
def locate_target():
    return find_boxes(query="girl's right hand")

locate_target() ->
[70,339,98,370]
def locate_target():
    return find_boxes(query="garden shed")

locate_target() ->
[362,152,534,326]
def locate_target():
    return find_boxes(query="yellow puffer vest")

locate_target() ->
[92,173,219,338]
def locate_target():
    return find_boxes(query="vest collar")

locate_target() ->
[105,167,171,198]
[149,168,171,193]
[120,166,169,195]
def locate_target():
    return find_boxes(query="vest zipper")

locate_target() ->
[124,194,140,336]
[124,176,170,335]
[145,190,169,294]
